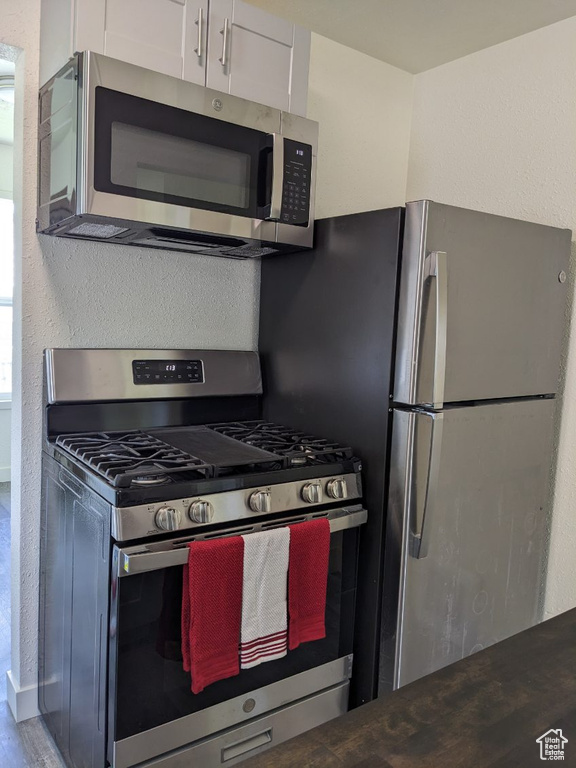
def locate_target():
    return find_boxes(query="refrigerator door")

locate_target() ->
[394,200,570,407]
[387,398,555,689]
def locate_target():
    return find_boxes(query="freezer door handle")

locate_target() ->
[425,250,448,409]
[409,412,443,559]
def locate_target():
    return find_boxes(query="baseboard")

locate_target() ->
[6,670,40,722]
[0,467,10,483]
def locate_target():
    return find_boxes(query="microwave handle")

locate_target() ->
[266,133,284,221]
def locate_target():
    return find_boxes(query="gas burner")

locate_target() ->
[208,421,353,467]
[131,475,171,488]
[55,431,212,488]
[130,464,171,488]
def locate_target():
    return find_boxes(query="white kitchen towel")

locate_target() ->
[240,527,290,669]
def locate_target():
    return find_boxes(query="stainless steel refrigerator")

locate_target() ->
[259,200,570,705]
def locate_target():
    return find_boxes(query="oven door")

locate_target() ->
[108,506,366,768]
[81,52,284,245]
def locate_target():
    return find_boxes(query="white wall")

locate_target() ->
[406,17,576,618]
[0,403,9,482]
[308,33,413,218]
[0,142,12,483]
[0,143,13,198]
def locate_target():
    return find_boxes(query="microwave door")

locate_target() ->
[93,87,270,221]
[82,52,283,245]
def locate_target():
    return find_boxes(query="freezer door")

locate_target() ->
[394,200,570,406]
[388,398,555,689]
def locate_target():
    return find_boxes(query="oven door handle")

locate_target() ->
[116,505,367,576]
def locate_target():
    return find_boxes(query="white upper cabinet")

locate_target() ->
[206,0,309,115]
[96,0,208,85]
[40,0,310,115]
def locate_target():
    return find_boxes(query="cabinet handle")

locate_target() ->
[194,7,204,60]
[219,17,230,70]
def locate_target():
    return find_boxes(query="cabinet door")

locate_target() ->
[76,0,209,85]
[206,0,310,115]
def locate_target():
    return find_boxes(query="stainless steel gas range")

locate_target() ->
[39,348,366,768]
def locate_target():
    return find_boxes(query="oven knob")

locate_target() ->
[327,478,348,500]
[249,490,271,514]
[155,507,182,531]
[301,482,322,504]
[189,500,214,524]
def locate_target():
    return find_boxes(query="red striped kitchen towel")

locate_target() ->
[240,528,290,668]
[181,536,244,694]
[288,518,331,650]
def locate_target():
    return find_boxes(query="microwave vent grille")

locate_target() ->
[67,223,129,239]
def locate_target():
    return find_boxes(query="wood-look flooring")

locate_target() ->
[246,607,576,768]
[0,483,66,768]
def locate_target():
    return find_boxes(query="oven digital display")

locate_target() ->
[132,360,203,384]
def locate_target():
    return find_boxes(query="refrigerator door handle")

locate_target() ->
[425,250,448,409]
[409,412,444,559]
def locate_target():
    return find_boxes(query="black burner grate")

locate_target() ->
[208,421,353,468]
[55,431,212,488]
[55,422,356,490]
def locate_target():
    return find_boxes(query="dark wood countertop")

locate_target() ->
[246,609,576,767]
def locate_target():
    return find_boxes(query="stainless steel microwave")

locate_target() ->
[37,52,318,258]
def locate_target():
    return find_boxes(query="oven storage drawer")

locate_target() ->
[116,680,349,767]
[112,656,352,767]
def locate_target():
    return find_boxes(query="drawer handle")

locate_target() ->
[221,729,272,762]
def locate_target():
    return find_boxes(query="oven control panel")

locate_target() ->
[281,139,312,227]
[112,472,363,541]
[132,359,204,385]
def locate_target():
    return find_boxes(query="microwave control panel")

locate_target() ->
[281,139,312,227]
